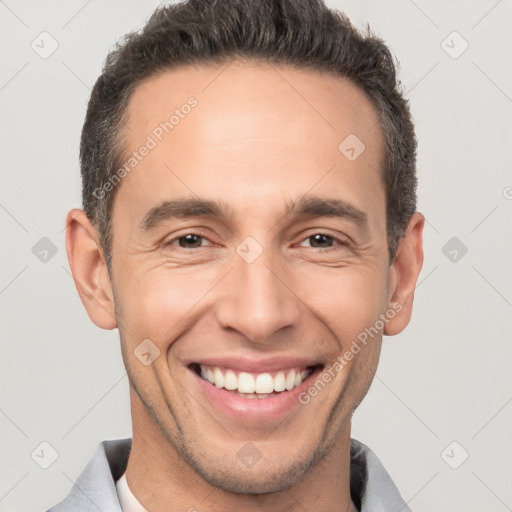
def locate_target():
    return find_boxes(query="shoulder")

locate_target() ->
[350,438,412,512]
[45,438,132,512]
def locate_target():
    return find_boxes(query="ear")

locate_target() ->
[65,208,117,330]
[384,212,424,336]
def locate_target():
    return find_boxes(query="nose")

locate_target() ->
[214,246,302,345]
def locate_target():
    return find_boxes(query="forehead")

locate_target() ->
[115,61,385,228]
[124,60,383,155]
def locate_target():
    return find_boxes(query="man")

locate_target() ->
[49,0,424,510]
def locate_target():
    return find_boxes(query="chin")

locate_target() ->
[180,439,329,496]
[195,459,312,495]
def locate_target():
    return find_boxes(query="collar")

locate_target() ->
[46,437,411,512]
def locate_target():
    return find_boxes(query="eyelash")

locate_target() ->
[163,231,349,251]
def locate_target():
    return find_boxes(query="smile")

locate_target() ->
[186,358,324,421]
[191,363,319,398]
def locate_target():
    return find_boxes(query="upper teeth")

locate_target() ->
[199,365,309,394]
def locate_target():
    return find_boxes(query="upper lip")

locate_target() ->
[187,356,323,373]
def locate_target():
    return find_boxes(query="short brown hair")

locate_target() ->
[80,0,417,271]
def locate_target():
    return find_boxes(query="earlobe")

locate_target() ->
[65,208,117,330]
[383,212,424,336]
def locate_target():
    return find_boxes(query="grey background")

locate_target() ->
[1,1,511,511]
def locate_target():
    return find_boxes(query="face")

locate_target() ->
[69,61,422,494]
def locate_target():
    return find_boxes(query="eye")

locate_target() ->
[298,233,347,249]
[166,233,209,249]
[163,232,347,251]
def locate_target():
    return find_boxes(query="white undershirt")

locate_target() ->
[116,472,149,512]
[116,471,359,512]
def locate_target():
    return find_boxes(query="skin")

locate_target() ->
[66,60,424,512]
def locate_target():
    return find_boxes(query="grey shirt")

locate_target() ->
[46,437,411,512]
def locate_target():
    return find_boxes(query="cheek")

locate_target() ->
[294,266,388,347]
[119,266,219,343]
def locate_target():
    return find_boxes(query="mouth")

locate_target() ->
[188,362,323,399]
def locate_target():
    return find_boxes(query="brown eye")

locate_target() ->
[169,233,205,249]
[297,232,349,250]
[308,234,335,248]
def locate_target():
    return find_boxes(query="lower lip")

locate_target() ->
[189,367,322,422]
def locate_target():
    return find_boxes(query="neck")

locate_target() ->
[125,387,354,512]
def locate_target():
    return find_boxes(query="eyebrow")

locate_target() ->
[140,198,235,230]
[285,195,368,231]
[139,195,369,232]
